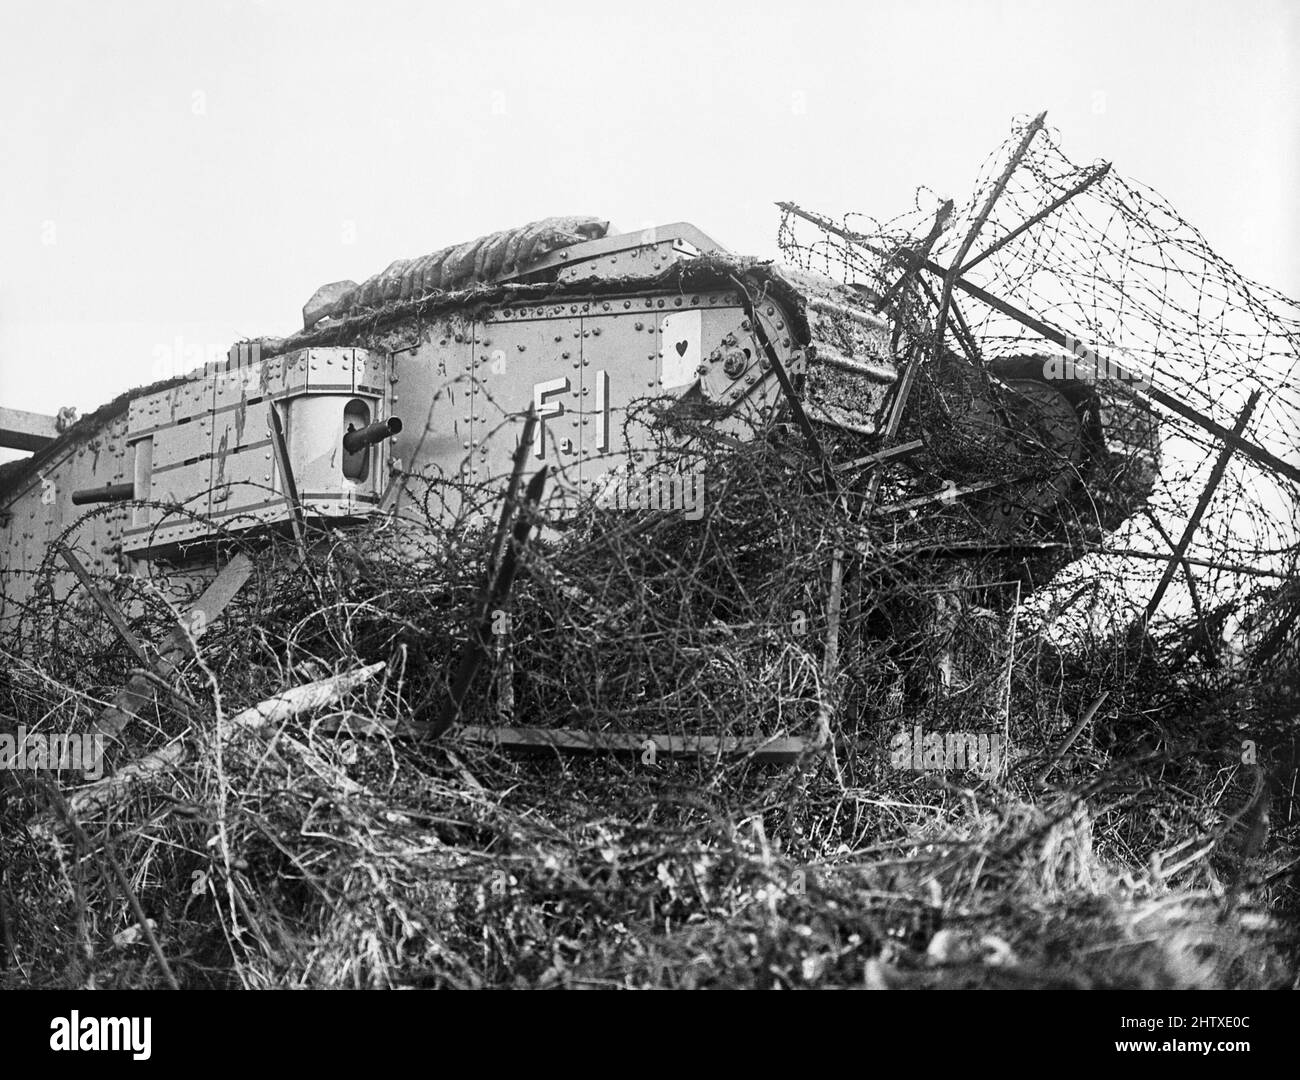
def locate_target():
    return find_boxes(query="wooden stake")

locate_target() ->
[959,162,1111,275]
[1144,390,1261,623]
[57,542,155,671]
[730,275,839,495]
[421,467,548,738]
[933,111,1046,355]
[267,401,307,559]
[873,198,953,314]
[1034,690,1110,788]
[817,547,845,748]
[488,407,539,577]
[44,783,181,990]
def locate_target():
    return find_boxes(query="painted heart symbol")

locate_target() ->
[675,340,689,357]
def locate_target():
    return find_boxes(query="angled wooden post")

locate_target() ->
[959,162,1111,275]
[267,401,307,559]
[1144,390,1261,623]
[421,467,548,738]
[93,552,254,737]
[488,407,539,577]
[56,542,155,671]
[933,111,1046,354]
[872,198,953,314]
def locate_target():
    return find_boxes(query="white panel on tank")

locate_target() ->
[658,310,702,389]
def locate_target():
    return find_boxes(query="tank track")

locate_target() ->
[986,353,1162,539]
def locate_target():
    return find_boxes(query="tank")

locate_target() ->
[0,216,1159,636]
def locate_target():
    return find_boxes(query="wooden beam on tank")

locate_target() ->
[0,407,60,452]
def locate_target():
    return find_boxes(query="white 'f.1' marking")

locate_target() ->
[533,377,568,460]
[593,369,609,452]
[532,372,609,460]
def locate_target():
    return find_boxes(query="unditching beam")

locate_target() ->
[0,407,59,452]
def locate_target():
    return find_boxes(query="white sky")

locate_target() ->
[1,0,1296,448]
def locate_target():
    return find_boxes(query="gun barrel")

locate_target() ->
[71,482,135,505]
[343,417,403,454]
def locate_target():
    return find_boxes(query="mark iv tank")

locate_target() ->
[0,216,1159,636]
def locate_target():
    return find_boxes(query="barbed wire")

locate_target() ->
[778,114,1300,641]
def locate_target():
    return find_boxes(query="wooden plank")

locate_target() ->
[45,663,384,830]
[93,552,254,737]
[171,551,255,649]
[888,539,1289,579]
[453,725,817,764]
[0,406,59,452]
[881,477,1006,513]
[226,662,385,733]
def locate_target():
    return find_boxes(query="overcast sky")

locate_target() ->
[1,0,1296,444]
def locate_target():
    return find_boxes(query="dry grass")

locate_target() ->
[1,432,1296,990]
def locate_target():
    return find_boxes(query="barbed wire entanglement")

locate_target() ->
[778,114,1300,649]
[0,116,1297,989]
[3,435,1296,987]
